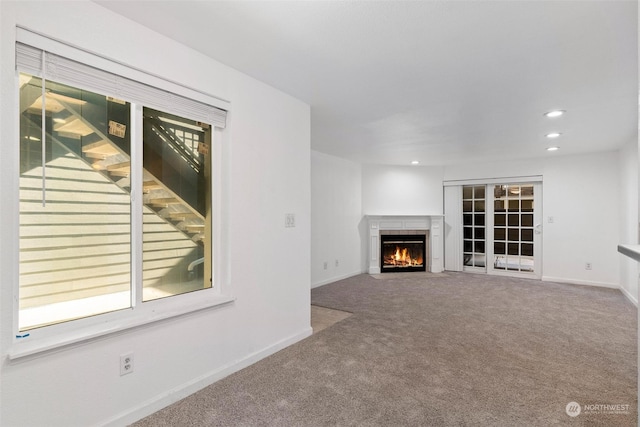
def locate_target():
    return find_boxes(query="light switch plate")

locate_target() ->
[285,213,295,228]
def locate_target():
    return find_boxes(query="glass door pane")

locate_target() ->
[492,184,537,274]
[462,185,486,270]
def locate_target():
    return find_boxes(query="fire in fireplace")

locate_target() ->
[380,234,426,272]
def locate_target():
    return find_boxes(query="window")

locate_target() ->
[19,75,134,330]
[141,107,212,302]
[15,34,228,344]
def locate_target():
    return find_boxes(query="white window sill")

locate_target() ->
[9,294,235,360]
[618,244,640,263]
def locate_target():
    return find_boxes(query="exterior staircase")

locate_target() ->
[19,87,208,328]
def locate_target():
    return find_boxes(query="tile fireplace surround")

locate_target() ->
[366,215,444,274]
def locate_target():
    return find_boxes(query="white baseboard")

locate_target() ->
[102,327,313,427]
[541,276,618,289]
[542,276,638,307]
[311,270,362,289]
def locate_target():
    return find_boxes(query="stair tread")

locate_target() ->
[82,140,118,152]
[149,197,180,205]
[168,212,198,219]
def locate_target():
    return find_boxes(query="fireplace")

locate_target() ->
[380,234,426,273]
[366,215,444,275]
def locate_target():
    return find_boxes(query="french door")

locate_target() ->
[462,182,542,279]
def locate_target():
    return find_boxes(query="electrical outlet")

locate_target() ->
[585,262,592,270]
[323,261,328,270]
[120,353,134,376]
[335,259,339,267]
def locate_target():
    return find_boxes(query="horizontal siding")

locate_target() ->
[20,243,130,261]
[20,189,130,204]
[20,233,131,250]
[20,261,131,287]
[20,224,131,237]
[20,252,131,274]
[20,202,131,214]
[21,274,131,300]
[20,212,130,225]
[142,239,197,251]
[21,176,127,193]
[19,153,199,310]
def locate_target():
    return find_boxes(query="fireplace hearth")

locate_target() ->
[380,234,426,272]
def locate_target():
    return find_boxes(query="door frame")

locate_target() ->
[444,176,543,279]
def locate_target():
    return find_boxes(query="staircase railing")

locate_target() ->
[145,114,202,173]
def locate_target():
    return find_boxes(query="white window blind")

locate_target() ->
[16,42,227,128]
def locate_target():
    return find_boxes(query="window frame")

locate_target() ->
[10,29,232,360]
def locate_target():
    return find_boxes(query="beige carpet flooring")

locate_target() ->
[132,272,637,426]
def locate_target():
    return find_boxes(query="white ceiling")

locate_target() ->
[96,0,638,166]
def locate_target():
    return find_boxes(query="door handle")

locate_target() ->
[534,223,542,234]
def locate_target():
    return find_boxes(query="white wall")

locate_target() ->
[444,151,623,289]
[362,164,444,215]
[0,2,311,426]
[618,139,638,304]
[443,158,543,182]
[542,152,621,288]
[311,151,363,287]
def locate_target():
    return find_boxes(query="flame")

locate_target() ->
[386,245,423,267]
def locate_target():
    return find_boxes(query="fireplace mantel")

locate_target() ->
[366,215,444,274]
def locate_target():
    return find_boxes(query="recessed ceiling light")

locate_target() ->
[411,160,420,165]
[547,146,559,152]
[546,132,562,139]
[544,110,565,118]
